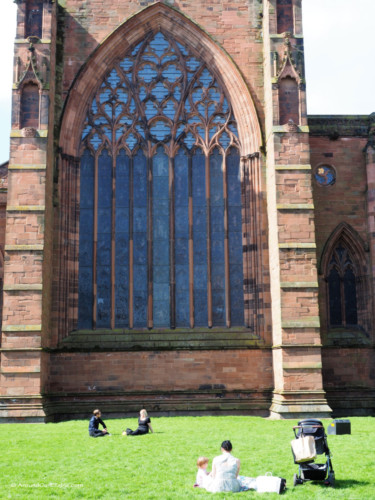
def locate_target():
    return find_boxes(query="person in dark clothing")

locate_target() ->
[123,409,153,436]
[89,409,109,437]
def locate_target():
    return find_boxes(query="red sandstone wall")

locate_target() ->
[47,350,273,393]
[310,136,369,337]
[310,136,368,254]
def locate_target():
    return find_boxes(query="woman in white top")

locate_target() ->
[206,440,241,493]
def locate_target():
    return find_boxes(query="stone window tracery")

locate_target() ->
[78,31,244,330]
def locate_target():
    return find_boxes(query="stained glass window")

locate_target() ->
[78,31,243,329]
[314,165,336,186]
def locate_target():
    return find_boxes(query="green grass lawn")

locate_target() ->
[1,416,374,499]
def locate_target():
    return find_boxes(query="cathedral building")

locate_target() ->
[0,0,373,421]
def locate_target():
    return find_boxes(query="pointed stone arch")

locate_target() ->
[59,2,262,158]
[320,222,367,276]
[320,222,370,333]
[54,3,266,341]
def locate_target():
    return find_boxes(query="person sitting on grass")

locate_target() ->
[88,409,109,437]
[194,442,257,493]
[206,440,241,493]
[123,409,153,436]
[195,456,213,489]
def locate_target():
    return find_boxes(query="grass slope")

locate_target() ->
[1,416,374,499]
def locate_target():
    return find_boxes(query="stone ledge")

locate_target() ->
[0,348,42,352]
[280,282,319,288]
[272,125,309,134]
[270,34,304,39]
[277,204,314,210]
[1,367,41,374]
[3,284,43,291]
[273,344,322,349]
[14,39,51,44]
[282,363,322,370]
[278,243,316,249]
[2,325,42,332]
[57,329,267,351]
[275,164,311,171]
[7,206,46,212]
[282,317,320,328]
[8,164,46,170]
[5,245,44,251]
[10,130,48,138]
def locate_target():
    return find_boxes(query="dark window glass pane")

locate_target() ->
[96,150,112,328]
[174,149,189,326]
[115,150,129,327]
[193,150,207,326]
[26,0,43,38]
[78,150,94,329]
[277,0,293,34]
[21,83,39,129]
[344,268,358,325]
[279,77,299,125]
[133,150,148,327]
[328,268,342,326]
[227,149,244,326]
[210,148,225,326]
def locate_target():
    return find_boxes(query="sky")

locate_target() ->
[0,0,374,164]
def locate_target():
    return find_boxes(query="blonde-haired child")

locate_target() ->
[195,457,213,489]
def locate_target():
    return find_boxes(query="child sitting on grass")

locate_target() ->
[194,456,213,489]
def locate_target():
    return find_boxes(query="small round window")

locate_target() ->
[314,165,336,186]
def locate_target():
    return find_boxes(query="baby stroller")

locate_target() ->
[292,419,335,487]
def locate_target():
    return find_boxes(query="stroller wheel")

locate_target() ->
[324,472,335,487]
[328,472,335,487]
[293,473,299,487]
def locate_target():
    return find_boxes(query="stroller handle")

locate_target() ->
[293,425,323,429]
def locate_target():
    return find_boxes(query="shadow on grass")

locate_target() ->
[308,479,371,490]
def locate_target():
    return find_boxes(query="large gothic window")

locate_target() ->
[327,244,358,327]
[78,31,244,330]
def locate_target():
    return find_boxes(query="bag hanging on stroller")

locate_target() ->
[291,419,335,487]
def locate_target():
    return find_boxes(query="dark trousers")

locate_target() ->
[89,430,107,437]
[126,427,148,436]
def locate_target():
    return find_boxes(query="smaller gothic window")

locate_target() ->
[314,165,336,186]
[21,83,40,128]
[25,0,43,39]
[327,244,358,327]
[277,0,294,34]
[278,76,299,125]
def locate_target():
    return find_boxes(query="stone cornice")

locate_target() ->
[308,115,370,137]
